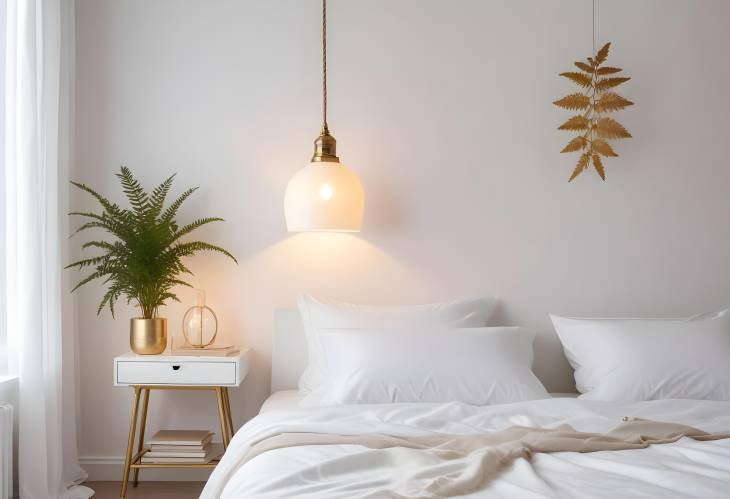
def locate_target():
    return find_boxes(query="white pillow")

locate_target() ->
[551,310,730,402]
[301,327,549,406]
[297,294,497,392]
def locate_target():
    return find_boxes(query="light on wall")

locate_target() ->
[284,0,364,232]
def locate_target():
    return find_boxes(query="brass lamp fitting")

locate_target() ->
[311,124,339,163]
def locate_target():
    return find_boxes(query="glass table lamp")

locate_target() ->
[182,289,218,348]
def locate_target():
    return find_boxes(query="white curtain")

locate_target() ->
[4,0,92,498]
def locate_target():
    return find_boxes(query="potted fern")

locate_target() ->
[67,167,237,354]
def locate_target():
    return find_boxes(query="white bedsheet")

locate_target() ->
[258,390,304,413]
[204,398,730,498]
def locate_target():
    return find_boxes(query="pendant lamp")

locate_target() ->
[284,0,364,232]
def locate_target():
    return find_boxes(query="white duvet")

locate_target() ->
[201,398,730,498]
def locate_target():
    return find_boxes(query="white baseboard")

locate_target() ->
[79,456,212,482]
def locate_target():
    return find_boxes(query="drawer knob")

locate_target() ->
[172,365,181,371]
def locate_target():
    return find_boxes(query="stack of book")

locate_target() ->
[142,430,222,464]
[171,344,239,357]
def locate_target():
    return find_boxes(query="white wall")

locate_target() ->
[73,0,730,478]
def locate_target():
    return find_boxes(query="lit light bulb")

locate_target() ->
[319,183,333,200]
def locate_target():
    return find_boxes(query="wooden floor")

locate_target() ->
[86,481,205,499]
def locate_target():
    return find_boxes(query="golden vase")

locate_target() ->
[130,318,167,355]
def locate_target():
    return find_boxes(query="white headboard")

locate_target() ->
[271,308,308,392]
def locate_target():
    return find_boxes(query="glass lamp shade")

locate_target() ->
[182,290,218,348]
[284,161,364,232]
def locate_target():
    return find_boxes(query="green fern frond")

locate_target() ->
[148,174,176,221]
[116,166,149,217]
[171,217,225,243]
[65,255,108,270]
[70,211,136,242]
[72,221,109,236]
[160,292,181,303]
[82,240,121,252]
[71,269,108,293]
[172,241,238,264]
[98,285,124,317]
[69,211,108,221]
[160,186,198,223]
[167,279,193,288]
[70,182,123,217]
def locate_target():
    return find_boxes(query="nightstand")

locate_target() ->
[113,349,250,499]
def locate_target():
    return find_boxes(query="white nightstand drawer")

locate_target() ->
[114,350,249,387]
[116,360,237,386]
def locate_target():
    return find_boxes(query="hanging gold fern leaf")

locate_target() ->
[594,92,634,113]
[558,115,590,131]
[559,72,593,87]
[592,154,606,180]
[595,42,610,65]
[596,66,623,75]
[574,61,594,73]
[553,93,591,110]
[555,40,632,181]
[592,139,619,157]
[596,77,631,91]
[561,136,588,153]
[596,117,632,139]
[569,152,591,182]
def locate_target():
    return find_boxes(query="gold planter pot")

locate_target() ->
[130,318,167,355]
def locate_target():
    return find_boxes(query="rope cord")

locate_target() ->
[592,0,596,57]
[322,0,328,129]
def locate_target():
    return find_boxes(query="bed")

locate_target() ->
[201,309,730,498]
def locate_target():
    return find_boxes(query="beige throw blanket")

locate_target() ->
[241,418,730,498]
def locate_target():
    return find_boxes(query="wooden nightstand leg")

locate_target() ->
[133,388,150,487]
[215,387,229,448]
[120,386,142,499]
[223,388,234,437]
